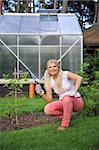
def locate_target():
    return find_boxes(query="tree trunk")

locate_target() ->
[0,0,2,15]
[17,0,20,13]
[98,3,99,23]
[93,2,99,23]
[54,0,57,10]
[14,67,18,125]
[61,0,69,13]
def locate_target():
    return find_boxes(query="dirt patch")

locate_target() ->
[0,112,79,132]
[0,112,59,131]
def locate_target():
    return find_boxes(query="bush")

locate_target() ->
[80,81,99,117]
[78,55,99,117]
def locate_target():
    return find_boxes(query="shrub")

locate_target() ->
[78,55,99,117]
[80,81,99,116]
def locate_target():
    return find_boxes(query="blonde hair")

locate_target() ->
[44,59,62,90]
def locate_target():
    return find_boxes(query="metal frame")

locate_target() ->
[0,35,82,79]
[0,38,38,83]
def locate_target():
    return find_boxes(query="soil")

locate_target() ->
[0,112,60,132]
[0,112,79,132]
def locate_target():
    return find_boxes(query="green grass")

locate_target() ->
[0,97,99,150]
[0,116,99,150]
[0,96,47,117]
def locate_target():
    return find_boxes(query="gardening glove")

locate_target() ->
[35,84,44,96]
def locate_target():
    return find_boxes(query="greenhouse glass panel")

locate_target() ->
[0,35,17,45]
[19,47,39,78]
[0,45,16,78]
[19,35,39,45]
[62,40,81,72]
[61,36,80,45]
[41,35,60,45]
[0,15,21,33]
[0,13,83,80]
[58,14,82,35]
[20,15,39,33]
[40,46,60,78]
[60,35,82,72]
[40,14,58,32]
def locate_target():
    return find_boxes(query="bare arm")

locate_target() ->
[35,84,52,103]
[42,88,53,103]
[67,72,83,94]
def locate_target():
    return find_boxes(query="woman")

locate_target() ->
[35,59,84,131]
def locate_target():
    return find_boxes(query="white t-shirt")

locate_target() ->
[50,71,81,100]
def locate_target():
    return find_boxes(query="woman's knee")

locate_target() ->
[74,98,84,112]
[44,101,61,115]
[79,100,84,111]
[44,104,51,115]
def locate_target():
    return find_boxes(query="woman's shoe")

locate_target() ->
[57,126,68,131]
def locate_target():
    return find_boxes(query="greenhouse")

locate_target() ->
[0,13,83,80]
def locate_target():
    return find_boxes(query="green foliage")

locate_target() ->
[80,81,99,116]
[4,79,23,97]
[83,53,99,83]
[3,73,10,80]
[95,71,99,81]
[20,72,28,81]
[3,74,26,124]
[78,55,99,117]
[77,63,90,83]
[0,97,46,117]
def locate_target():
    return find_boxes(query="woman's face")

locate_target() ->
[48,63,59,77]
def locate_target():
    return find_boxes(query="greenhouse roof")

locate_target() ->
[0,13,82,35]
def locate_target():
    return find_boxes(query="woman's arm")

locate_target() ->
[42,88,53,103]
[67,72,83,94]
[35,84,53,103]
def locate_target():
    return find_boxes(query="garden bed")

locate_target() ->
[0,112,79,132]
[0,112,59,131]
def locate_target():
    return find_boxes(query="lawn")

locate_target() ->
[0,97,99,150]
[0,97,47,117]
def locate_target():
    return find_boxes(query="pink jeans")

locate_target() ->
[44,96,84,127]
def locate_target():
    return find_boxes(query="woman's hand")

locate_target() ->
[35,84,44,96]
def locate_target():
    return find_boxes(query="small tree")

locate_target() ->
[3,68,24,125]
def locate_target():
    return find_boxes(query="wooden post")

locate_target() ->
[13,67,17,99]
[29,83,35,99]
[13,67,18,125]
[54,0,57,10]
[0,0,2,15]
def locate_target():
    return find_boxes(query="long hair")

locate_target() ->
[44,59,62,90]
